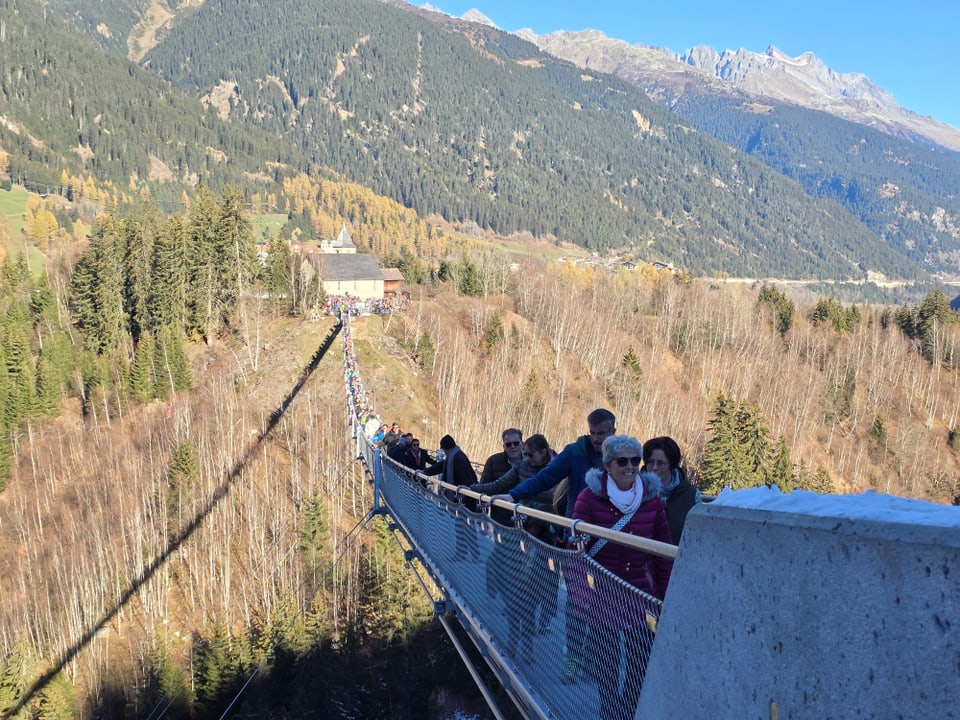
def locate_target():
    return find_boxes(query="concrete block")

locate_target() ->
[638,489,960,720]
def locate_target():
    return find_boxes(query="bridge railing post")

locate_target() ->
[372,448,383,512]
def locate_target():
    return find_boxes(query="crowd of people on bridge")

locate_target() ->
[322,292,411,318]
[339,312,701,718]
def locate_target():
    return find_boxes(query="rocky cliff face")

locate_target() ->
[525,29,960,153]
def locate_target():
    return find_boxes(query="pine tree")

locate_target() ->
[757,283,795,337]
[186,187,220,344]
[37,672,74,720]
[810,468,834,494]
[156,326,192,394]
[482,312,504,353]
[416,331,435,373]
[140,635,192,719]
[39,333,73,401]
[192,619,238,717]
[299,494,329,581]
[916,289,955,363]
[263,230,292,310]
[129,332,157,402]
[1,301,37,426]
[69,217,126,354]
[122,208,160,344]
[0,432,11,494]
[214,185,258,327]
[701,392,742,493]
[737,401,772,488]
[702,393,776,492]
[166,440,199,539]
[150,215,189,334]
[77,350,106,419]
[769,435,794,492]
[0,636,36,716]
[34,355,59,415]
[29,273,56,336]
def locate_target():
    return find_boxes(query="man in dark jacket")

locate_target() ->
[424,434,478,488]
[425,434,479,561]
[478,428,524,484]
[387,433,413,462]
[492,409,616,518]
[401,438,436,471]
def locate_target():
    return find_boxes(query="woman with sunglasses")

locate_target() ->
[573,435,673,596]
[566,435,673,719]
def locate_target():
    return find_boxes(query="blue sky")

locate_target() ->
[430,1,960,130]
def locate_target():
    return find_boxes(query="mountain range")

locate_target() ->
[4,0,960,282]
[524,30,960,154]
[432,6,960,153]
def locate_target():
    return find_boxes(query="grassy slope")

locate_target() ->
[0,186,47,273]
[0,185,27,242]
[249,213,287,243]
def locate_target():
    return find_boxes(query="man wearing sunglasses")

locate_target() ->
[478,428,525,484]
[491,408,616,520]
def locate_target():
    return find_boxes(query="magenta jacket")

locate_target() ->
[572,468,674,600]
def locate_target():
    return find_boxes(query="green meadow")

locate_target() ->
[1,186,48,273]
[0,185,28,242]
[249,213,287,243]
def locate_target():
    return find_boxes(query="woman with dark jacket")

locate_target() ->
[568,435,673,720]
[642,436,701,544]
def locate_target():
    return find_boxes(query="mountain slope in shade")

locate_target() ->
[525,29,960,154]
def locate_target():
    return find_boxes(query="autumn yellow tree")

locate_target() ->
[23,198,60,251]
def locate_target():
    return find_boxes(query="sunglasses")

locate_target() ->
[504,441,522,448]
[613,456,642,468]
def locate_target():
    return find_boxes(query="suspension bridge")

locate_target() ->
[5,312,956,720]
[341,314,960,720]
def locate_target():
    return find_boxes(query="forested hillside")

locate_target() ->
[670,95,960,275]
[474,24,960,278]
[141,0,920,279]
[0,0,926,280]
[0,0,309,208]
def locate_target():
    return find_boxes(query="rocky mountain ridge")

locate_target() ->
[517,28,960,153]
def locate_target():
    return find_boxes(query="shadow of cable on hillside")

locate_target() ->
[2,322,342,719]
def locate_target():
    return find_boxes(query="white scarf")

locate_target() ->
[607,473,644,515]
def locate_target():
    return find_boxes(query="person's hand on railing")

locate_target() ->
[489,493,515,505]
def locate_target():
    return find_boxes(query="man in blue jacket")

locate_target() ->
[491,408,616,517]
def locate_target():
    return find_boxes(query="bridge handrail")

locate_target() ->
[382,455,680,560]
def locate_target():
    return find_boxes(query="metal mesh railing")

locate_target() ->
[342,314,670,720]
[375,452,665,720]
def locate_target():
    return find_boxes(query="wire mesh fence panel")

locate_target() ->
[380,457,663,720]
